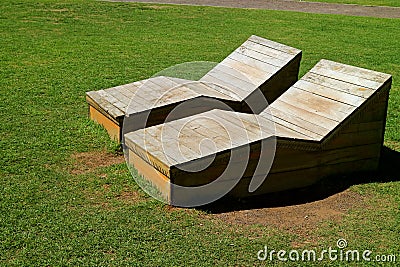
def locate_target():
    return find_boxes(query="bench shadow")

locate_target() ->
[200,145,400,214]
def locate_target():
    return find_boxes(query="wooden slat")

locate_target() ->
[226,52,276,76]
[206,64,257,89]
[301,72,375,99]
[311,63,383,90]
[200,73,249,100]
[317,59,391,84]
[324,130,383,149]
[341,121,383,134]
[104,87,131,109]
[241,41,294,63]
[220,58,268,86]
[271,99,338,131]
[293,80,365,107]
[100,89,128,112]
[208,111,274,135]
[248,35,301,55]
[89,90,125,118]
[268,106,328,138]
[143,121,218,164]
[181,82,237,101]
[279,88,356,122]
[205,113,267,146]
[266,112,323,140]
[233,49,283,72]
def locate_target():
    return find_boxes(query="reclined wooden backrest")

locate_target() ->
[86,35,302,141]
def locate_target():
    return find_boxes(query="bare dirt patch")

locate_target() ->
[113,0,400,19]
[206,189,368,239]
[116,189,143,204]
[70,151,125,175]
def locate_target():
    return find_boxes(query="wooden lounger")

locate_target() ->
[86,35,302,141]
[124,59,392,205]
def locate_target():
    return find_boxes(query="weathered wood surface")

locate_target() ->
[125,59,391,204]
[86,35,302,140]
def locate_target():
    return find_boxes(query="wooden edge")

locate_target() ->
[320,81,391,148]
[128,149,171,204]
[248,35,302,55]
[86,95,123,125]
[89,105,121,142]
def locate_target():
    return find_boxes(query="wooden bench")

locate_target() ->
[86,35,302,141]
[124,59,392,205]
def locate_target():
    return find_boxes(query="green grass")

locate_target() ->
[1,0,399,266]
[303,0,400,7]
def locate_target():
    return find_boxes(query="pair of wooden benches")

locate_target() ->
[86,35,392,205]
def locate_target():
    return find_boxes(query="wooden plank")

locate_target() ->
[142,122,210,164]
[206,64,257,89]
[341,121,384,134]
[266,112,323,140]
[200,72,249,100]
[248,35,301,55]
[230,157,378,197]
[104,87,132,110]
[125,128,180,169]
[163,114,235,151]
[206,111,274,141]
[268,106,329,138]
[230,50,281,73]
[324,129,383,149]
[88,90,125,118]
[226,52,276,76]
[213,110,309,141]
[236,45,287,68]
[97,90,126,110]
[279,88,356,122]
[317,59,391,84]
[271,99,338,131]
[241,41,294,63]
[299,72,375,98]
[321,143,381,165]
[199,81,247,101]
[128,150,171,203]
[293,79,365,107]
[310,64,383,90]
[89,105,120,141]
[180,82,237,101]
[220,57,268,86]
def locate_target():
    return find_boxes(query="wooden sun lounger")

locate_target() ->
[124,59,392,205]
[86,35,302,141]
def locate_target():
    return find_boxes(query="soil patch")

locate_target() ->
[71,151,125,174]
[206,189,368,238]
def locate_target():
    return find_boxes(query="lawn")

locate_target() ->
[1,0,399,266]
[304,0,400,7]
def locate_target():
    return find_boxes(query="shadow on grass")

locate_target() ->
[200,146,400,213]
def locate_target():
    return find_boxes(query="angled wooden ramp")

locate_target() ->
[86,35,302,141]
[124,59,392,205]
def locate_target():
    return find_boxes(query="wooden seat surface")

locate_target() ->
[124,59,392,203]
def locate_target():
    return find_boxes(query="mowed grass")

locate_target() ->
[1,0,399,266]
[304,0,400,7]
[187,0,400,8]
